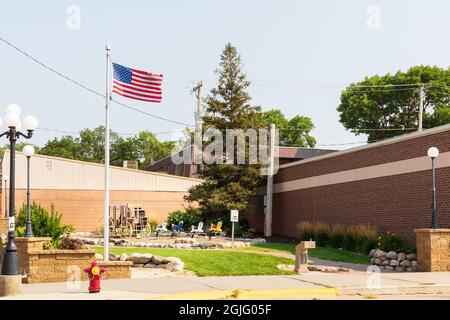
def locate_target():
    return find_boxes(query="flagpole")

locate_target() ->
[104,44,111,261]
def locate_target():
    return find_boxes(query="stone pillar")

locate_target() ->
[414,228,450,272]
[294,241,316,273]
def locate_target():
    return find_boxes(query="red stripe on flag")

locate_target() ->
[130,79,162,90]
[132,68,163,78]
[112,89,161,103]
[113,81,162,94]
[112,86,162,100]
[132,73,163,83]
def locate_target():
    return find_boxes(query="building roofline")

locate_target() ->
[147,145,337,168]
[147,146,193,168]
[279,124,450,169]
[2,149,203,183]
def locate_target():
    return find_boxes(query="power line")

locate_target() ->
[278,127,417,132]
[0,34,194,127]
[36,127,184,137]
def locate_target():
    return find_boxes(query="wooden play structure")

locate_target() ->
[101,203,149,238]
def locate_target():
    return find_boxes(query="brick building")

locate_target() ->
[247,124,450,244]
[147,145,336,178]
[0,151,202,232]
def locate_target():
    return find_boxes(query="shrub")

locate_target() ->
[298,221,316,241]
[146,214,159,232]
[166,207,202,230]
[58,236,84,250]
[377,232,406,252]
[16,202,74,242]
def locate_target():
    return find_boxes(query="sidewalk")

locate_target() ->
[2,271,450,300]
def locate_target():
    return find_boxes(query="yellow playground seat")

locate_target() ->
[209,221,223,234]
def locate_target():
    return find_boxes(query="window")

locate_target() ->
[45,160,52,171]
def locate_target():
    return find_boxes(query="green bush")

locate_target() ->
[16,202,74,243]
[376,232,406,252]
[166,207,202,231]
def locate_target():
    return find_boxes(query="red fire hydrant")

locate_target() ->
[83,260,105,293]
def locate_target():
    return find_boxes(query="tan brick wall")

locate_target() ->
[415,229,450,272]
[10,189,191,232]
[99,261,133,280]
[0,218,8,235]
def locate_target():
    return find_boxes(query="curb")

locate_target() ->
[339,284,450,297]
[151,287,339,300]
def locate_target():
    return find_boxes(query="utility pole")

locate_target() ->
[265,123,275,237]
[418,85,424,131]
[192,81,203,167]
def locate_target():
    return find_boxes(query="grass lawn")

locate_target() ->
[92,246,295,277]
[231,242,370,265]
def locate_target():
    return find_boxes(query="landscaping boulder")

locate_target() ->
[119,253,128,261]
[165,261,184,272]
[175,238,196,244]
[127,253,153,264]
[389,259,399,267]
[109,253,119,261]
[400,260,412,267]
[251,238,266,245]
[386,251,397,260]
[397,252,406,262]
[373,249,387,260]
[150,255,166,265]
[162,257,183,265]
[407,253,417,261]
[369,249,377,258]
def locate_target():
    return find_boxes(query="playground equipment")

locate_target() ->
[100,203,149,238]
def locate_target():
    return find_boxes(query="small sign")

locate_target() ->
[8,216,15,232]
[230,210,239,222]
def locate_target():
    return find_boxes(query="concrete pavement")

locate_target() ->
[1,271,450,300]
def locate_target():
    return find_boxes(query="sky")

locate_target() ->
[0,0,449,150]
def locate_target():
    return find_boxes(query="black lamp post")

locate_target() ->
[1,104,38,275]
[3,175,7,218]
[427,147,439,229]
[23,145,35,237]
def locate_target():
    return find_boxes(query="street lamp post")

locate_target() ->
[427,147,439,229]
[23,145,35,238]
[0,104,38,275]
[3,175,7,218]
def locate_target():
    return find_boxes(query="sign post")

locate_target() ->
[230,210,239,247]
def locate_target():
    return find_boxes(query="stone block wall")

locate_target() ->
[15,237,131,283]
[99,261,132,280]
[415,228,450,272]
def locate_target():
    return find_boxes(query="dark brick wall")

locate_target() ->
[275,130,450,183]
[247,129,450,244]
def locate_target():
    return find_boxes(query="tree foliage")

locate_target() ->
[38,126,175,169]
[337,65,450,142]
[185,44,265,220]
[256,109,316,147]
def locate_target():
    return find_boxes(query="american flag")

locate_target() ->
[112,63,163,103]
